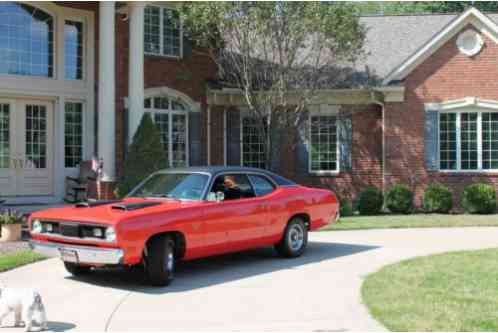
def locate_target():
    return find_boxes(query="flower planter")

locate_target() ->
[0,224,22,242]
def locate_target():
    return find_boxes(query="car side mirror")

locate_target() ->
[207,191,225,202]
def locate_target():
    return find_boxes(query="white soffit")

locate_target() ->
[383,7,498,85]
[425,97,498,111]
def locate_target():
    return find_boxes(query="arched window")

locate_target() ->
[0,2,54,77]
[144,96,189,167]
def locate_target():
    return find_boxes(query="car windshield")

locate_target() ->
[128,173,209,201]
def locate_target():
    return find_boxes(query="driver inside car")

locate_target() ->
[223,175,242,200]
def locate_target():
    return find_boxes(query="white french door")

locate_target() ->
[0,99,54,197]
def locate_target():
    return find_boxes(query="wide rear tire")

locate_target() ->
[145,235,175,286]
[274,217,308,258]
[64,262,91,276]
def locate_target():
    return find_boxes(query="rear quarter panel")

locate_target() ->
[275,185,339,233]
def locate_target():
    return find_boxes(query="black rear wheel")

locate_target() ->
[274,217,308,258]
[64,262,91,276]
[145,235,175,286]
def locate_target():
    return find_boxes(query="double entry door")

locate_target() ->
[0,99,53,197]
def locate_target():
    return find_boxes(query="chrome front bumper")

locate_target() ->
[29,240,124,265]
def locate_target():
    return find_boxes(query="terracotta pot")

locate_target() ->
[0,224,22,242]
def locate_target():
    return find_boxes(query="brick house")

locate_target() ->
[0,3,497,207]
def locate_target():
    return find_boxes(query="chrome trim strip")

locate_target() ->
[29,240,123,265]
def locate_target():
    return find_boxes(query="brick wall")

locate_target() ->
[385,26,498,207]
[207,104,383,200]
[115,19,217,178]
[290,104,383,200]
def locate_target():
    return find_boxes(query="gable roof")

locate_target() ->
[380,8,498,85]
[211,9,498,90]
[349,8,498,87]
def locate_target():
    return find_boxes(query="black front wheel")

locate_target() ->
[145,235,175,286]
[274,218,308,258]
[64,262,92,276]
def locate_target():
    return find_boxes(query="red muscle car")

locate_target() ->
[29,167,339,286]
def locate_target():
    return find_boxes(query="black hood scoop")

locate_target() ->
[75,200,121,208]
[111,201,162,211]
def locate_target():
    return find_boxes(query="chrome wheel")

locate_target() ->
[288,223,305,251]
[165,251,174,272]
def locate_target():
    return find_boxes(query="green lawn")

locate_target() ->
[362,248,498,331]
[320,214,498,231]
[0,250,46,273]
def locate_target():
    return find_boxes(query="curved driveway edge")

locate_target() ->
[2,227,498,331]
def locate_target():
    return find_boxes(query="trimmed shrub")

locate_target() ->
[461,183,496,214]
[339,198,354,217]
[422,184,452,213]
[386,184,413,214]
[116,113,169,197]
[358,186,384,215]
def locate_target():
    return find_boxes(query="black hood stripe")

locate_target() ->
[111,201,162,211]
[75,200,122,208]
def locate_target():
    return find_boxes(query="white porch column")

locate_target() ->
[128,2,145,143]
[98,1,116,181]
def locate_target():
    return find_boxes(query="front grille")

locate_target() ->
[38,220,109,241]
[60,223,80,238]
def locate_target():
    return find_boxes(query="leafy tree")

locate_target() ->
[116,113,168,197]
[353,1,498,15]
[180,2,365,170]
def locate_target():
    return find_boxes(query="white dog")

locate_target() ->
[0,288,47,331]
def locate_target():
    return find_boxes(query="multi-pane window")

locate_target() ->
[439,111,498,171]
[482,113,498,170]
[64,20,83,80]
[64,102,83,168]
[145,96,189,167]
[0,2,54,77]
[460,113,478,170]
[0,104,9,169]
[144,6,181,57]
[241,116,266,169]
[310,114,338,172]
[25,105,47,169]
[439,113,457,170]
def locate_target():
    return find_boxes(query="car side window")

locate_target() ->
[211,174,256,201]
[248,174,275,197]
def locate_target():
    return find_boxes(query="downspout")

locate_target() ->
[370,90,386,201]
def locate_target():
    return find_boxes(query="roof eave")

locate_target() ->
[382,7,498,85]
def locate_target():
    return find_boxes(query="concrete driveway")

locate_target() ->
[3,227,498,331]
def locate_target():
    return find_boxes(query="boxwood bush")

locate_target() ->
[116,113,168,197]
[422,184,453,213]
[358,186,383,215]
[386,184,413,214]
[461,183,496,214]
[339,198,354,217]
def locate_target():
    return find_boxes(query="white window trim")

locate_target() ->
[64,100,86,170]
[438,109,498,173]
[145,98,190,168]
[63,16,86,81]
[426,97,498,173]
[144,5,183,59]
[308,105,340,175]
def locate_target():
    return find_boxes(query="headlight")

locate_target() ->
[93,228,103,238]
[105,227,116,242]
[32,219,42,234]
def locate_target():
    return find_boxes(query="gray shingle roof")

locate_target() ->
[355,13,498,85]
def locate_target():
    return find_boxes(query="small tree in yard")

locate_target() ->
[116,113,168,197]
[180,2,366,170]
